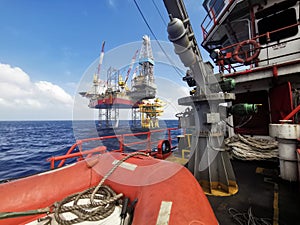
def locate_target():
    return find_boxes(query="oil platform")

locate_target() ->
[79,35,164,129]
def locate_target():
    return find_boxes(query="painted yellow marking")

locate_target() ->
[273,183,279,225]
[186,134,192,147]
[156,201,172,225]
[181,149,190,159]
[255,167,264,174]
[264,177,279,225]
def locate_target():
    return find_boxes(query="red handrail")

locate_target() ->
[282,104,300,122]
[48,127,181,169]
[201,0,234,41]
[216,22,300,74]
[48,146,107,169]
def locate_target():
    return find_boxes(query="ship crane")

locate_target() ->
[163,0,238,196]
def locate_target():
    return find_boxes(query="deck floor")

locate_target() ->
[207,160,300,225]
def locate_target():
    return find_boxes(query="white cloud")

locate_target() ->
[0,63,74,120]
[0,63,31,86]
[35,81,73,105]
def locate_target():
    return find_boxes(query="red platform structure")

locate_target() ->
[80,35,161,128]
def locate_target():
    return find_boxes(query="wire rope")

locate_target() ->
[133,0,184,78]
[151,0,167,26]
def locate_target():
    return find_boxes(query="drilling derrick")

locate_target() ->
[129,35,156,101]
[80,35,163,129]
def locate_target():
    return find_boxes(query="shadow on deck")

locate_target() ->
[208,159,300,225]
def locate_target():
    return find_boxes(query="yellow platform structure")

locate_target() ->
[139,99,164,128]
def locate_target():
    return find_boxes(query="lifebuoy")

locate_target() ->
[233,39,260,63]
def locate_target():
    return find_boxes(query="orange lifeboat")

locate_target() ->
[0,152,218,225]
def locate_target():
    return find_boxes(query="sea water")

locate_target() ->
[0,120,178,181]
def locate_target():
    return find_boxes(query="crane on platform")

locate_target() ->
[92,41,106,96]
[80,35,163,129]
[79,41,106,98]
[119,49,139,90]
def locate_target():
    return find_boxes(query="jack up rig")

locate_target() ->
[80,35,164,129]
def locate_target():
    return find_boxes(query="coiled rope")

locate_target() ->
[53,152,149,225]
[225,134,278,160]
[228,207,272,225]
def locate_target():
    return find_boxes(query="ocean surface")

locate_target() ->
[0,120,179,181]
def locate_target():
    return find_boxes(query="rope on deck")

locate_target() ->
[54,152,149,225]
[228,207,272,225]
[225,134,278,160]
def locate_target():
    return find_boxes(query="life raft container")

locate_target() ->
[233,39,260,64]
[0,152,218,225]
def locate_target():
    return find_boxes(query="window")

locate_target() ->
[207,0,225,17]
[257,8,298,45]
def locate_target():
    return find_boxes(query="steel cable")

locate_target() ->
[133,0,184,78]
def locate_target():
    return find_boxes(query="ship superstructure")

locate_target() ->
[200,0,300,182]
[162,0,300,223]
[163,0,300,190]
[201,0,300,123]
[80,35,163,129]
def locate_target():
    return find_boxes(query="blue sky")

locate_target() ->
[0,0,209,120]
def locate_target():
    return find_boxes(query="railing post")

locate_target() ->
[119,135,124,152]
[50,158,55,170]
[283,104,300,122]
[211,9,217,25]
[78,140,82,152]
[168,129,172,148]
[147,132,151,151]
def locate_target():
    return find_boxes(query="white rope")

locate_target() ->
[225,134,278,160]
[54,152,149,225]
[228,207,272,225]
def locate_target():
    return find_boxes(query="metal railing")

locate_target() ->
[201,0,234,41]
[48,127,181,169]
[282,104,300,122]
[215,22,300,75]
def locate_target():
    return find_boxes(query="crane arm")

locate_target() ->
[163,0,222,94]
[124,49,139,84]
[163,0,202,60]
[97,41,106,78]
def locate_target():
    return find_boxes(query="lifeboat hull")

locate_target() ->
[0,152,218,225]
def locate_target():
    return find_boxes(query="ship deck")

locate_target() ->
[208,159,300,225]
